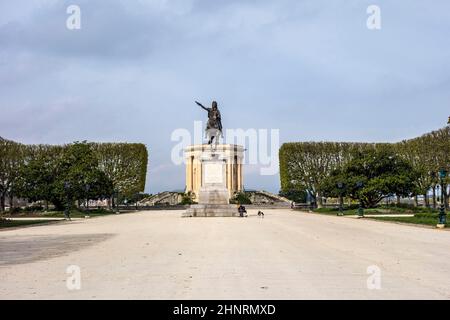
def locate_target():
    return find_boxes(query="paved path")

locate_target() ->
[0,210,449,299]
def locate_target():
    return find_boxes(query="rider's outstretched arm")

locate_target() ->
[195,101,208,111]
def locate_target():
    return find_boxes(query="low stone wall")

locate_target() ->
[120,205,189,211]
[244,204,291,209]
[121,203,292,211]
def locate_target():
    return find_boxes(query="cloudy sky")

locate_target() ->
[0,0,449,194]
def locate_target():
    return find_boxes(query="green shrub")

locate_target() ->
[24,205,44,212]
[180,192,195,205]
[380,204,438,214]
[9,207,22,214]
[231,192,252,205]
[279,190,307,203]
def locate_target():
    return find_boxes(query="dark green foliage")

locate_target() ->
[231,192,252,205]
[320,148,418,207]
[17,142,114,210]
[279,126,449,209]
[279,189,307,203]
[15,145,62,208]
[180,192,196,205]
[121,192,151,205]
[279,141,381,206]
[2,139,148,211]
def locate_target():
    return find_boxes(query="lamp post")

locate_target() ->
[356,181,364,218]
[337,182,344,216]
[64,181,71,221]
[437,168,447,228]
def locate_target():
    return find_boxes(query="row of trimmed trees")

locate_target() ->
[279,126,449,208]
[0,139,148,212]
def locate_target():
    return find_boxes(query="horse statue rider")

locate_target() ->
[195,100,223,147]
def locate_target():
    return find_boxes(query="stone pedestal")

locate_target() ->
[184,147,240,217]
[185,144,244,201]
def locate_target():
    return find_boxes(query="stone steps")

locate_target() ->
[184,204,239,217]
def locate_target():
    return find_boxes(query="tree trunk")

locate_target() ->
[45,200,49,211]
[0,194,5,213]
[396,195,401,206]
[432,186,436,209]
[9,194,14,211]
[52,198,65,211]
[317,192,323,208]
[424,193,429,208]
[413,195,418,207]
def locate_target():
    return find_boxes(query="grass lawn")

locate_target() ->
[367,214,447,227]
[0,208,120,230]
[0,219,59,229]
[312,205,439,216]
[1,208,117,222]
[311,206,447,227]
[40,208,115,218]
[313,207,381,216]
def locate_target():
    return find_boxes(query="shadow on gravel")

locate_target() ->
[0,233,115,266]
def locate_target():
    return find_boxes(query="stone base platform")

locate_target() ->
[183,204,239,217]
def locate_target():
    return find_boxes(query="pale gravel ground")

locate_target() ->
[0,209,449,300]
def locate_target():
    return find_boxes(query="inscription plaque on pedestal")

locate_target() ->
[203,163,223,184]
